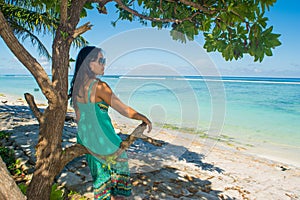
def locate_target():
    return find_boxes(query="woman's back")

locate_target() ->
[76,79,121,156]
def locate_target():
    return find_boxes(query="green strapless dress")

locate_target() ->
[76,79,132,199]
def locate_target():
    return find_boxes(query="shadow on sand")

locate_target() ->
[0,104,232,199]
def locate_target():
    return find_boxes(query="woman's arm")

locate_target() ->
[96,81,152,132]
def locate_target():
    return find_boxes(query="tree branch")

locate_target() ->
[0,11,58,104]
[87,0,112,4]
[178,0,245,23]
[112,0,204,24]
[61,123,163,166]
[73,22,93,38]
[178,0,214,14]
[114,0,181,23]
[68,0,89,30]
[24,93,43,123]
[60,0,68,25]
[61,144,89,166]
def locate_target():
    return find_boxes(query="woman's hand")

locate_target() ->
[142,116,152,133]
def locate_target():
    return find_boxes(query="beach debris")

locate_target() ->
[285,193,299,199]
[225,186,250,199]
[184,174,193,181]
[65,112,75,122]
[279,165,290,171]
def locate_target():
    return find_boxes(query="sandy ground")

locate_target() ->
[0,94,299,199]
[117,122,300,199]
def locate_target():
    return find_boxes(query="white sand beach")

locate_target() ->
[0,94,299,199]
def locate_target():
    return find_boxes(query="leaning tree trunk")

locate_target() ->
[0,8,66,200]
[0,0,93,198]
[0,157,27,200]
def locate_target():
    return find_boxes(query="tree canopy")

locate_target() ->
[1,0,280,62]
[114,0,281,62]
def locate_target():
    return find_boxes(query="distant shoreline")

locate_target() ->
[1,73,300,79]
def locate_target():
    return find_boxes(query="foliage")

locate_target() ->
[18,183,28,195]
[18,183,65,199]
[0,0,88,59]
[114,0,281,62]
[8,158,23,175]
[50,184,64,200]
[0,145,24,176]
[1,0,281,62]
[0,146,15,167]
[68,190,88,200]
[20,183,89,200]
[0,131,25,176]
[0,130,11,140]
[0,131,15,169]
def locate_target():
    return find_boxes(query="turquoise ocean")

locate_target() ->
[1,75,300,165]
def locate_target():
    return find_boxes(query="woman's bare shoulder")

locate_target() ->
[95,79,112,92]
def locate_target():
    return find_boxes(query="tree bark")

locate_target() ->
[26,106,67,200]
[0,157,27,200]
[25,0,73,197]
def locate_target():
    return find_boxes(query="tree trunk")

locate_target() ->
[26,105,67,200]
[1,1,113,199]
[26,2,72,196]
[0,157,27,200]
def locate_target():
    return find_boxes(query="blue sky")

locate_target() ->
[0,0,299,77]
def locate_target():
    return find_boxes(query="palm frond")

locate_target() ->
[72,35,89,49]
[1,1,89,60]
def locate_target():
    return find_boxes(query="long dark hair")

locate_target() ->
[68,46,103,105]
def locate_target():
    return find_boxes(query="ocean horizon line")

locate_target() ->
[1,74,300,84]
[1,73,300,78]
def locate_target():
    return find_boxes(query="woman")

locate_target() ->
[69,46,152,200]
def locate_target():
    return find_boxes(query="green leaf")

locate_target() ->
[227,3,235,12]
[237,25,247,35]
[258,17,268,28]
[50,184,64,200]
[170,29,186,43]
[80,9,87,18]
[18,183,28,195]
[138,0,143,6]
[83,2,94,10]
[262,26,273,36]
[270,38,281,47]
[212,26,221,36]
[202,19,211,31]
[265,48,273,56]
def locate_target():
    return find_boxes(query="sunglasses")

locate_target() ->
[98,57,106,65]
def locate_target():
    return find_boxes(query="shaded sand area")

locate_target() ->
[0,94,299,199]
